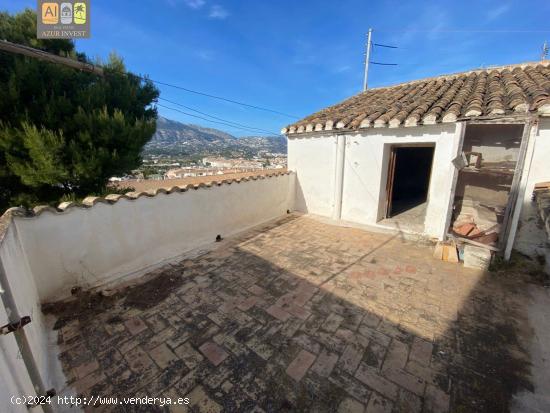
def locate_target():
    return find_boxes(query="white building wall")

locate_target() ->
[288,135,336,216]
[341,124,458,237]
[514,119,550,255]
[287,124,459,239]
[14,174,294,303]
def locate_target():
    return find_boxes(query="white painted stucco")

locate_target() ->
[0,301,40,413]
[342,124,458,238]
[288,118,550,255]
[287,124,459,239]
[13,174,294,303]
[288,135,336,217]
[0,173,294,410]
[0,223,56,412]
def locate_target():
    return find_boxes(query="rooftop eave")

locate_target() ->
[283,111,545,137]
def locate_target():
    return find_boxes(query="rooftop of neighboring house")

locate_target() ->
[283,60,550,135]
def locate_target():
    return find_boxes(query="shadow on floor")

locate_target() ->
[46,214,541,413]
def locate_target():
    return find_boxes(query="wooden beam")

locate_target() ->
[441,122,466,240]
[504,119,539,259]
[450,235,500,252]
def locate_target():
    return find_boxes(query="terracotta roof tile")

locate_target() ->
[283,61,550,134]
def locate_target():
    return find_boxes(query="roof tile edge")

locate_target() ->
[0,171,292,242]
[284,60,550,135]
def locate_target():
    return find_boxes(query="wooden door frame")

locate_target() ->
[385,149,397,218]
[384,143,436,219]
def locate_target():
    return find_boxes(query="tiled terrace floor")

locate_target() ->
[53,214,536,413]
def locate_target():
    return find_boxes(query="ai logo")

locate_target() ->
[41,3,59,24]
[37,0,90,39]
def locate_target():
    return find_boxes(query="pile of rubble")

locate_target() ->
[451,198,503,246]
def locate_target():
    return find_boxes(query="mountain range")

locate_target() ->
[144,116,287,157]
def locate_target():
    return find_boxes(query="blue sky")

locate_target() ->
[3,0,550,136]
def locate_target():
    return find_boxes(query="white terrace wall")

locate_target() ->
[0,172,293,408]
[288,124,459,239]
[8,172,294,303]
[0,215,54,412]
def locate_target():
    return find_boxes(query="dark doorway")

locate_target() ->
[386,146,435,217]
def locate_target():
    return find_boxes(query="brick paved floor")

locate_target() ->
[54,214,535,413]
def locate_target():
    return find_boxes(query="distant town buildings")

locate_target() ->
[165,156,286,180]
[109,155,287,183]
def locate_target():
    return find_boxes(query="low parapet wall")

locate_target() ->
[1,171,294,303]
[0,171,293,404]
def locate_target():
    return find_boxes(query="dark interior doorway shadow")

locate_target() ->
[387,146,435,217]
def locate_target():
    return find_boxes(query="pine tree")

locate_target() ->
[0,9,159,210]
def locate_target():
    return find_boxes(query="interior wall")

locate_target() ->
[14,174,294,303]
[466,124,523,163]
[449,124,524,246]
[287,135,336,216]
[341,124,458,238]
[515,119,550,256]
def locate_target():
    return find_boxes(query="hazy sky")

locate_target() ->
[3,0,550,136]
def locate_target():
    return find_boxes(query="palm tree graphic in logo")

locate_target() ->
[74,3,86,24]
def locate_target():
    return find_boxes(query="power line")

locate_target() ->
[156,103,279,135]
[0,39,298,120]
[370,61,398,66]
[142,77,299,119]
[363,29,399,90]
[0,40,286,135]
[158,97,279,135]
[372,43,398,48]
[374,29,550,33]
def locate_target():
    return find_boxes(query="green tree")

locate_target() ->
[0,9,159,210]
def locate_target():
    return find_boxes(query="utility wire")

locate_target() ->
[0,40,285,135]
[370,61,398,66]
[374,29,550,33]
[141,77,299,119]
[367,38,399,68]
[157,97,279,135]
[156,103,280,135]
[372,43,398,48]
[0,39,298,121]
